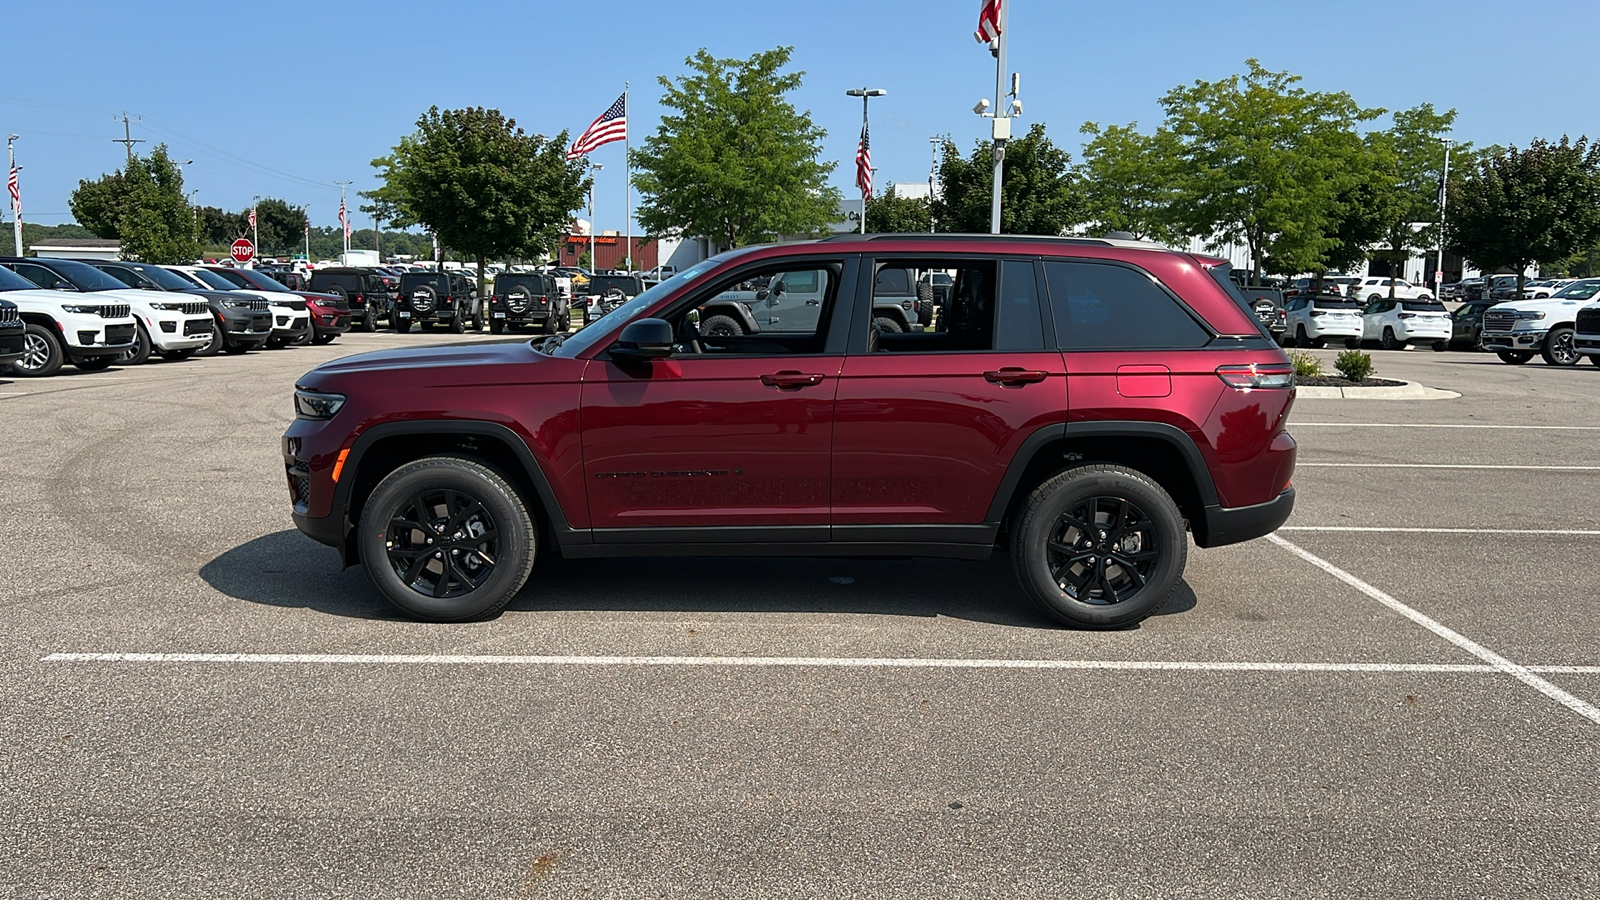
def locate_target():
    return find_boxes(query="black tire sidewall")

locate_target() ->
[15,323,65,377]
[358,458,535,621]
[1014,467,1187,629]
[701,315,742,336]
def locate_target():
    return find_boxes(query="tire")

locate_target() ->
[266,337,288,349]
[292,330,312,346]
[1381,327,1405,351]
[873,316,904,334]
[1345,338,1362,350]
[393,317,411,334]
[222,342,252,354]
[313,333,337,345]
[1496,350,1533,365]
[448,313,465,334]
[196,322,224,357]
[73,355,115,371]
[701,314,743,337]
[1431,341,1447,352]
[117,322,152,366]
[161,348,197,361]
[543,314,558,335]
[1590,354,1600,367]
[1295,326,1308,348]
[357,456,537,622]
[1309,336,1327,349]
[563,309,573,332]
[11,323,65,377]
[1010,464,1187,630]
[358,309,377,332]
[489,318,505,335]
[1540,326,1579,366]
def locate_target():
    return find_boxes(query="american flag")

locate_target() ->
[566,93,628,161]
[975,0,1004,42]
[6,166,18,218]
[855,121,873,201]
[248,208,257,229]
[338,197,350,238]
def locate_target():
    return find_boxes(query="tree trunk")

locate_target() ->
[476,255,486,299]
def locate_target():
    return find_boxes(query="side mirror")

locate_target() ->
[611,318,674,363]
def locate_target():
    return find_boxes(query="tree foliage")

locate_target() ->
[632,47,841,248]
[374,106,586,285]
[931,123,1080,235]
[865,185,932,233]
[67,144,198,264]
[1076,122,1181,243]
[1447,136,1600,295]
[1160,60,1381,279]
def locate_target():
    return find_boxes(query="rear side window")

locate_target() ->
[995,260,1045,351]
[1047,261,1211,350]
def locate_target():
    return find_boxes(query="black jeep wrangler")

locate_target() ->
[308,267,390,332]
[393,270,482,333]
[488,272,569,334]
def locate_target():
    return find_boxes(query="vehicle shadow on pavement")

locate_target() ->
[202,530,1198,629]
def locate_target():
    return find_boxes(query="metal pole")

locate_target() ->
[929,135,939,233]
[8,136,20,257]
[252,195,259,266]
[335,181,353,258]
[625,81,631,271]
[1436,139,1452,289]
[860,93,870,234]
[989,1,1010,235]
[588,163,603,271]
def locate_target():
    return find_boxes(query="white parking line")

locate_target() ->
[1294,423,1600,430]
[1281,526,1600,536]
[1298,463,1600,471]
[36,652,1600,675]
[1269,535,1600,726]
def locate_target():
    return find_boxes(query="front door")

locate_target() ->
[579,258,853,536]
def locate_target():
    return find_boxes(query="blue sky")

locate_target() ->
[4,0,1596,230]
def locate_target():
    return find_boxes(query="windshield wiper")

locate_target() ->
[536,335,566,354]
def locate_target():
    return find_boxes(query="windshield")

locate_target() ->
[1552,280,1600,300]
[1401,300,1446,311]
[1313,299,1361,310]
[550,259,719,358]
[44,259,132,292]
[128,263,203,292]
[181,268,241,291]
[0,266,42,292]
[212,268,293,293]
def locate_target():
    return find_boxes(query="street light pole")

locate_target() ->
[846,88,886,234]
[973,4,1019,234]
[1436,139,1453,289]
[929,135,940,233]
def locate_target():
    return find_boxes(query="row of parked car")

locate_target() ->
[1272,278,1600,367]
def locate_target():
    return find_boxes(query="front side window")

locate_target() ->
[683,261,843,351]
[1045,261,1211,350]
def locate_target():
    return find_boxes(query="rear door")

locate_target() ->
[831,256,1065,530]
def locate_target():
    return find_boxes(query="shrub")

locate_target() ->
[1290,352,1323,378]
[1334,349,1374,382]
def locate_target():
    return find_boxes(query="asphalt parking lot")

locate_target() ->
[3,337,1597,899]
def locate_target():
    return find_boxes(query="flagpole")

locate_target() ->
[624,81,631,272]
[989,0,1010,235]
[251,195,259,266]
[7,135,20,257]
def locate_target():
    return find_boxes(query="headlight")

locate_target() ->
[1515,311,1547,321]
[220,298,252,309]
[293,389,347,420]
[60,304,101,314]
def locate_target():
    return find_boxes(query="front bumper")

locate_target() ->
[1574,333,1600,355]
[147,313,214,351]
[1482,329,1546,351]
[59,313,137,352]
[0,324,23,365]
[271,312,312,341]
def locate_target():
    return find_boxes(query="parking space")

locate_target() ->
[4,337,1599,897]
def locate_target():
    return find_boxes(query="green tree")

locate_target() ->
[68,144,199,264]
[931,123,1081,235]
[1447,136,1600,297]
[247,198,308,257]
[632,47,840,248]
[1076,122,1181,243]
[1365,105,1470,295]
[374,106,586,289]
[865,184,932,233]
[197,205,246,247]
[1319,138,1399,284]
[1160,60,1381,281]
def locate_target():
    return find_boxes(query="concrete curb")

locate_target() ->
[1296,379,1460,400]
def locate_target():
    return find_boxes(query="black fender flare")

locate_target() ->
[984,421,1221,523]
[698,300,761,334]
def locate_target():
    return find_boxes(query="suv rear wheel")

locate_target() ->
[358,456,537,621]
[1010,465,1187,629]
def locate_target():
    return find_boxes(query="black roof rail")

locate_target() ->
[818,232,1116,246]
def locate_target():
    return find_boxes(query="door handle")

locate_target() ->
[984,368,1049,386]
[805,299,820,305]
[761,371,825,389]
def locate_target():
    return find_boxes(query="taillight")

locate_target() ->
[354,293,365,302]
[1398,312,1416,319]
[1216,364,1294,390]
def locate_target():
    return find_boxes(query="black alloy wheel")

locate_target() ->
[1011,465,1186,629]
[1541,327,1579,366]
[359,456,537,621]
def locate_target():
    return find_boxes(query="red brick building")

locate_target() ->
[558,233,658,271]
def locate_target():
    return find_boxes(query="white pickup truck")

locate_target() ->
[1480,278,1599,366]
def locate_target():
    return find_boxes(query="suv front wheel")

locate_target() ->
[1010,465,1187,629]
[358,456,538,621]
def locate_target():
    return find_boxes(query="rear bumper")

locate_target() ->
[1195,487,1295,549]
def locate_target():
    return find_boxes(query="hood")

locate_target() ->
[89,288,169,306]
[303,341,561,381]
[0,286,112,307]
[180,288,247,304]
[1491,298,1589,315]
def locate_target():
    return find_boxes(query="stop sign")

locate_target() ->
[230,239,256,264]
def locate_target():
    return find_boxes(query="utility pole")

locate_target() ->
[112,113,145,163]
[973,4,1019,234]
[1436,139,1453,290]
[7,134,21,256]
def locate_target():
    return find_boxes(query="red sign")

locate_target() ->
[230,239,256,264]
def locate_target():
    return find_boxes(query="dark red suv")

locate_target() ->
[284,235,1297,628]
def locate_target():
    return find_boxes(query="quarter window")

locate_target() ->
[1044,261,1210,350]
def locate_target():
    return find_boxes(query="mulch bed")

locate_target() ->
[1294,376,1408,388]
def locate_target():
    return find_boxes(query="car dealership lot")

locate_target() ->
[3,338,1597,898]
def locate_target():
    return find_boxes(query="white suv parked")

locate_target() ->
[168,265,310,347]
[0,265,138,376]
[1485,278,1600,366]
[1284,295,1362,347]
[1355,297,1451,350]
[5,257,214,366]
[1349,277,1434,302]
